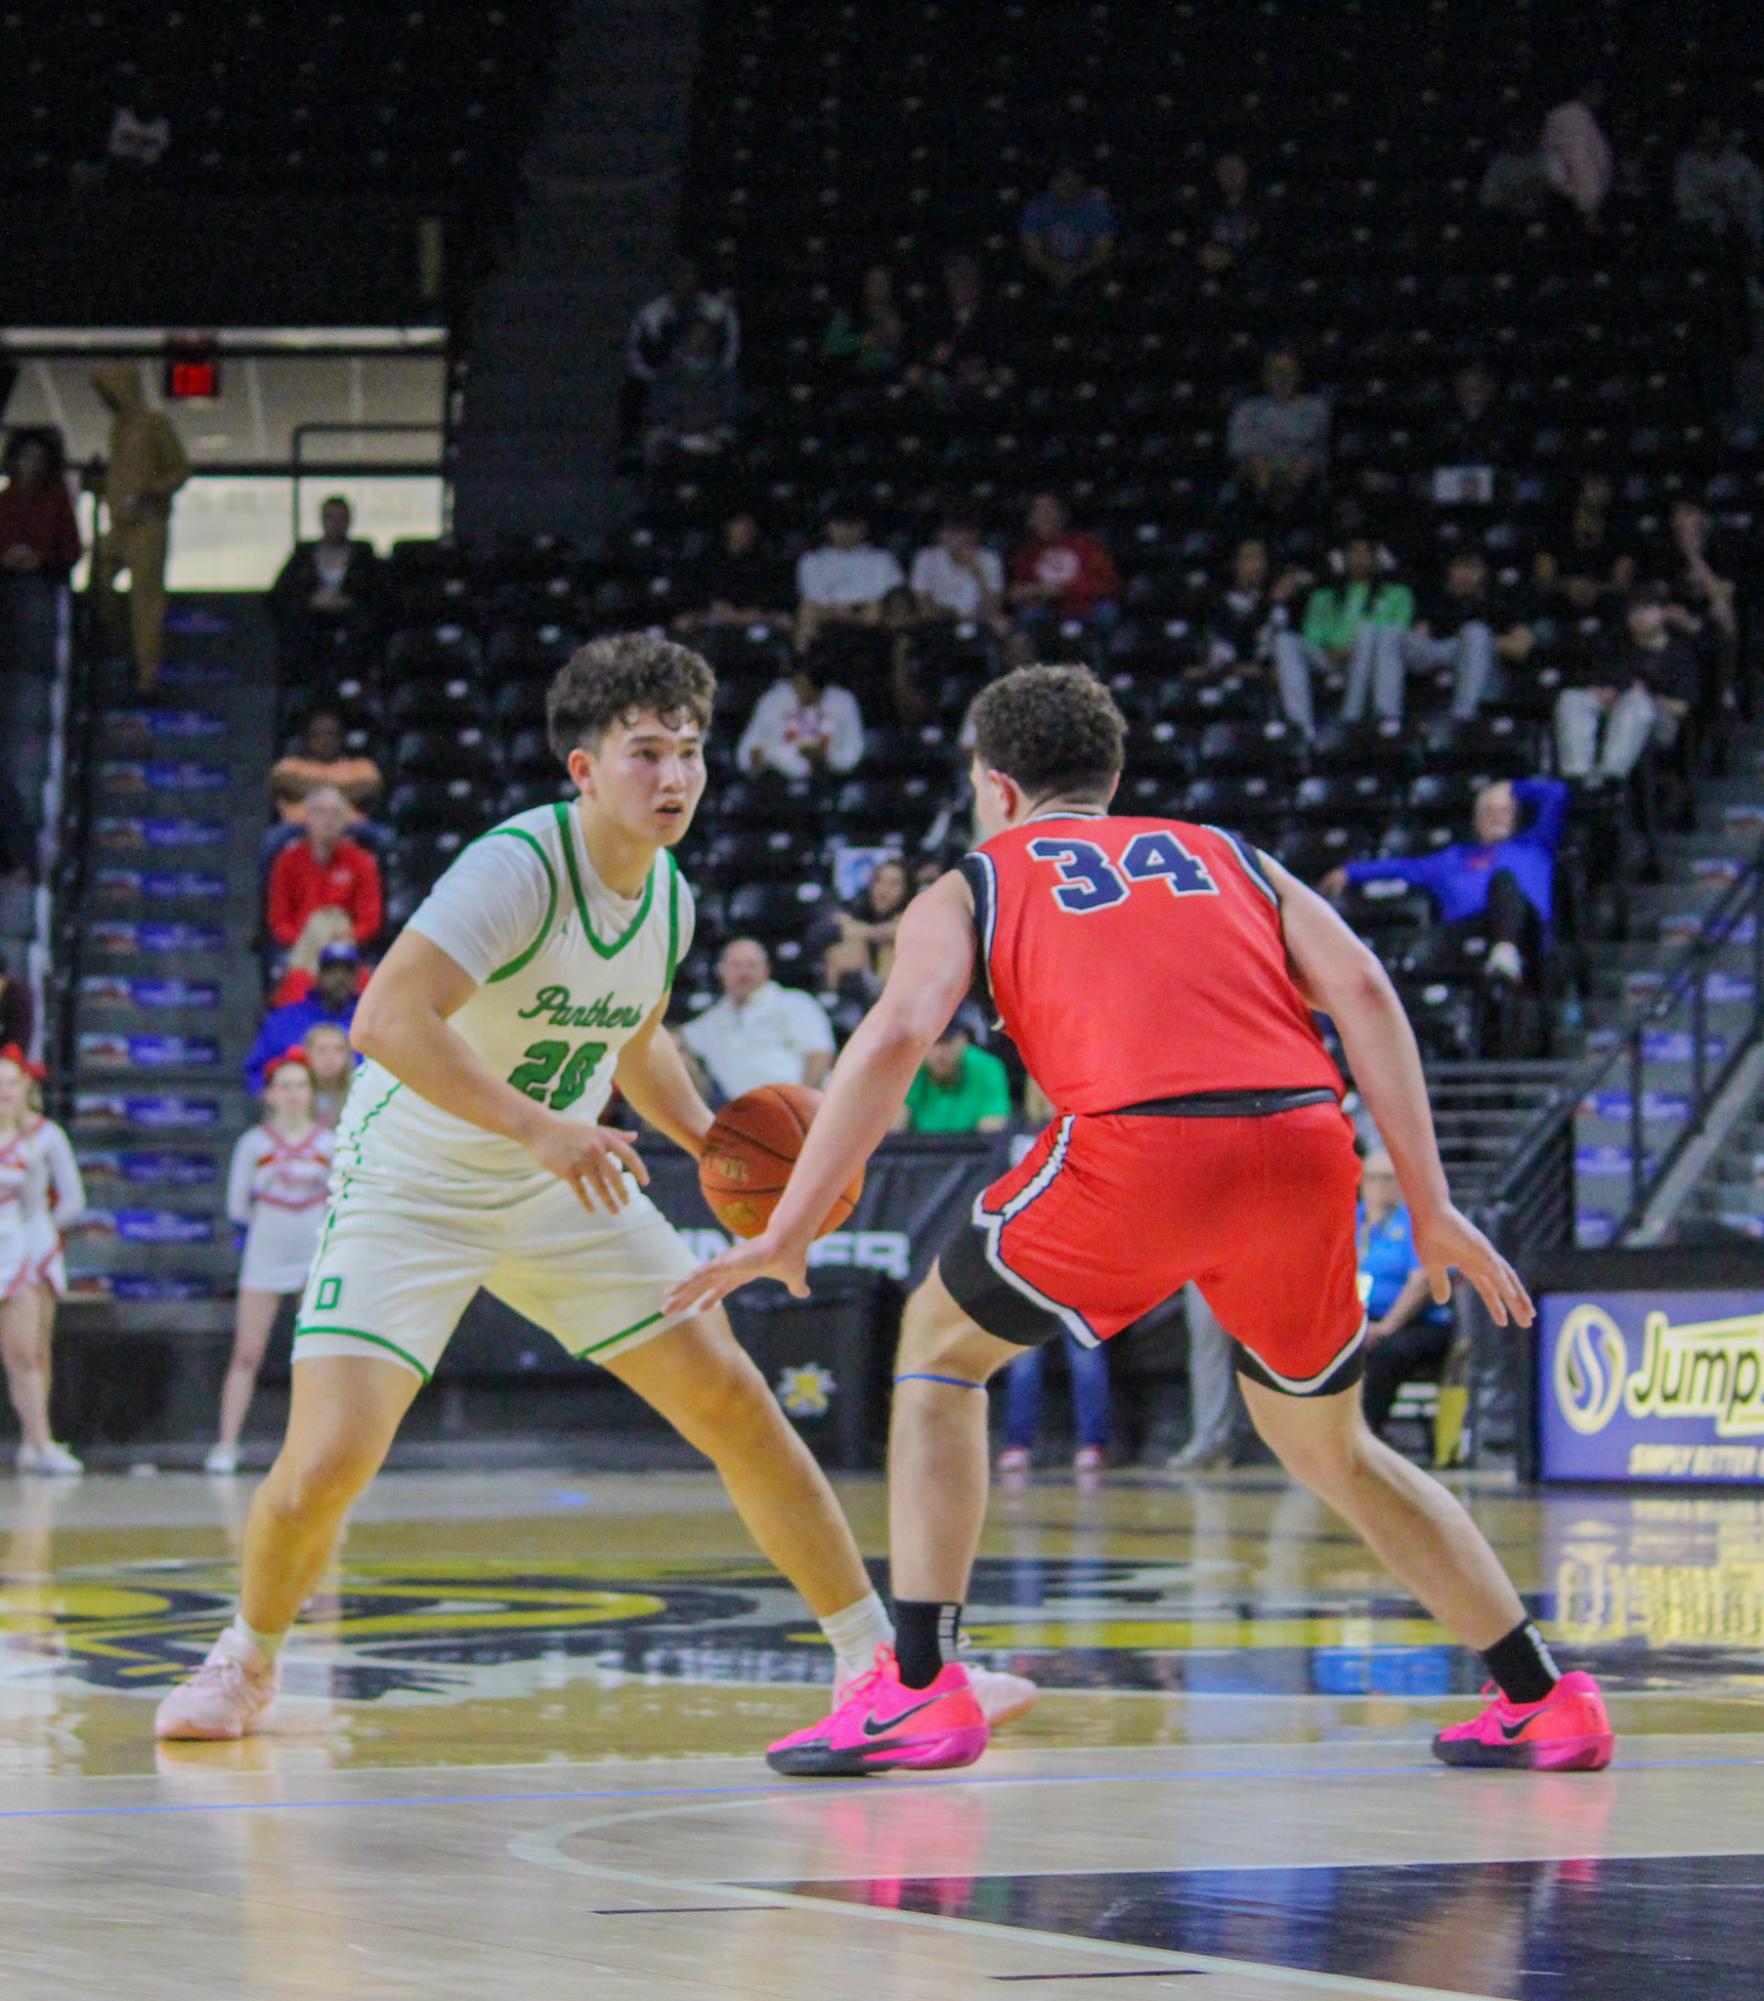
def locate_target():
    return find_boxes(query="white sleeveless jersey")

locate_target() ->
[335,801,693,1190]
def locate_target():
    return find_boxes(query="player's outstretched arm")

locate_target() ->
[1260,852,1533,1329]
[665,871,978,1314]
[351,930,646,1213]
[613,1005,715,1158]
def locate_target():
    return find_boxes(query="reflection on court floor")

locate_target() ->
[2,1469,1761,1997]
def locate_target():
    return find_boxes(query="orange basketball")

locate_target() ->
[697,1082,865,1240]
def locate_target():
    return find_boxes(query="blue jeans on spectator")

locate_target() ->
[1001,1335,1111,1451]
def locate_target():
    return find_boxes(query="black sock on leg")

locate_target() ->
[893,1600,962,1688]
[1481,1619,1561,1706]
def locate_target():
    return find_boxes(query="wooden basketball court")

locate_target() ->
[3,1467,1758,1997]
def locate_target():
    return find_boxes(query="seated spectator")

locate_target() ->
[269,908,366,1009]
[621,255,740,445]
[1543,81,1613,226]
[1429,361,1510,509]
[910,510,1007,631]
[793,501,905,654]
[822,264,907,375]
[1531,472,1637,614]
[1197,536,1303,682]
[1227,346,1330,516]
[1273,536,1414,732]
[998,1331,1111,1478]
[644,319,741,462]
[1357,1150,1456,1442]
[680,938,835,1101]
[821,854,910,997]
[302,1021,357,1127]
[1323,777,1570,1037]
[1660,496,1740,648]
[895,1009,1011,1134]
[910,251,1011,395]
[1479,118,1551,215]
[737,658,864,780]
[1673,117,1764,261]
[265,786,382,952]
[269,708,384,835]
[244,942,363,1093]
[1196,150,1267,284]
[673,510,794,637]
[1020,161,1117,292]
[1555,588,1698,781]
[1401,550,1537,722]
[1007,492,1120,638]
[268,497,380,648]
[0,430,81,582]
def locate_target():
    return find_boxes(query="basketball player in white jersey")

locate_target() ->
[156,634,1033,1740]
[0,1052,79,1474]
[206,1052,336,1476]
[21,1065,88,1419]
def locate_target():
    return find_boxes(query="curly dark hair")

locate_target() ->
[546,632,717,764]
[969,663,1125,801]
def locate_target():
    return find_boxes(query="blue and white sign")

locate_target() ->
[74,1094,222,1130]
[96,869,226,901]
[78,1034,220,1070]
[89,922,225,955]
[109,708,227,743]
[80,977,222,1010]
[96,817,228,852]
[80,1150,220,1187]
[1540,1290,1764,1483]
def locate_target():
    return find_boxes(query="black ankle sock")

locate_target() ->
[893,1600,962,1688]
[1481,1619,1561,1706]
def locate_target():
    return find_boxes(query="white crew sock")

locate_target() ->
[230,1614,288,1664]
[819,1590,895,1683]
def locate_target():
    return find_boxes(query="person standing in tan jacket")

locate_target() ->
[88,362,189,693]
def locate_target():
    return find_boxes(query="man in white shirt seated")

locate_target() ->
[736,659,865,780]
[909,509,1008,634]
[679,938,836,1102]
[793,501,905,654]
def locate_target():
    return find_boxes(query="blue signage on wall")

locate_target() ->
[1539,1290,1764,1483]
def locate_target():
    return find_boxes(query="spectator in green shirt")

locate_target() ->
[896,1017,1012,1134]
[1271,535,1414,734]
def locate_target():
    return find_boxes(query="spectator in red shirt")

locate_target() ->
[1007,492,1121,649]
[0,431,82,581]
[265,786,382,951]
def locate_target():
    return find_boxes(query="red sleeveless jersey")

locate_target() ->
[963,811,1343,1113]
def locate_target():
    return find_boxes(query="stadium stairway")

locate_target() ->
[61,596,279,1338]
[450,0,704,539]
[1569,718,1764,1244]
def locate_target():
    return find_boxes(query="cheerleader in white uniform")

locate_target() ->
[207,1052,335,1476]
[21,1074,87,1413]
[0,1051,79,1474]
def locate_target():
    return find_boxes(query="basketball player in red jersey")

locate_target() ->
[669,665,1613,1778]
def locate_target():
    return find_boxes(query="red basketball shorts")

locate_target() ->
[939,1099,1367,1395]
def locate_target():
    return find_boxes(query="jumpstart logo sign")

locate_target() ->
[1541,1291,1764,1482]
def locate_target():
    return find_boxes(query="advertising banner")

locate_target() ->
[1539,1289,1764,1483]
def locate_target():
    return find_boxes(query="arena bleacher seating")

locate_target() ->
[273,0,1761,1068]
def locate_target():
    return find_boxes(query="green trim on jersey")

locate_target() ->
[576,1309,667,1358]
[292,1324,433,1382]
[663,850,682,993]
[553,800,655,958]
[484,828,559,984]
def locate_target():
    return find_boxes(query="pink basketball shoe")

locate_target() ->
[1432,1671,1614,1772]
[154,1628,280,1741]
[770,1648,989,1776]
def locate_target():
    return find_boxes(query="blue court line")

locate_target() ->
[3,1751,1764,1825]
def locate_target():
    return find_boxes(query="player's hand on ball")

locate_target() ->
[664,1229,810,1319]
[525,1111,649,1213]
[1413,1204,1533,1328]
